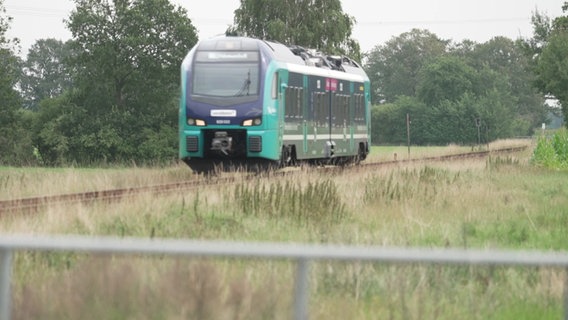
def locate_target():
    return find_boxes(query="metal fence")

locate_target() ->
[1,235,567,320]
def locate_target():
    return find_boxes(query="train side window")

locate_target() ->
[313,93,317,123]
[322,92,329,126]
[285,87,304,121]
[354,93,366,123]
[335,94,349,126]
[355,94,360,123]
[272,72,278,99]
[344,95,350,125]
[296,88,303,119]
[314,92,322,125]
[285,88,290,119]
[318,93,324,126]
[286,87,294,119]
[333,94,339,126]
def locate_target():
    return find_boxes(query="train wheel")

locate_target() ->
[279,145,295,168]
[355,143,367,164]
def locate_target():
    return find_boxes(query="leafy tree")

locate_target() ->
[47,0,199,164]
[531,2,568,125]
[447,39,477,58]
[416,55,476,107]
[0,47,29,164]
[536,31,568,124]
[406,54,515,145]
[370,29,542,146]
[425,96,478,145]
[372,96,428,145]
[0,0,19,124]
[0,0,35,165]
[525,3,568,127]
[0,1,19,114]
[32,93,82,165]
[521,9,553,58]
[364,29,448,104]
[0,0,14,47]
[67,0,197,112]
[553,2,568,32]
[20,39,74,110]
[229,0,361,60]
[370,25,550,146]
[466,37,545,133]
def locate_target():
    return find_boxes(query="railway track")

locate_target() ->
[0,178,235,214]
[362,146,528,169]
[0,146,528,214]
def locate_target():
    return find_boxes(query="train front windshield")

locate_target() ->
[192,51,260,97]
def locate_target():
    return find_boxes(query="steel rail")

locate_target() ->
[0,178,229,214]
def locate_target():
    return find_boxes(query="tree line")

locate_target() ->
[367,30,547,145]
[0,0,566,166]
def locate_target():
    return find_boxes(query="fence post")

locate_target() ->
[564,267,568,320]
[294,258,310,320]
[0,249,12,320]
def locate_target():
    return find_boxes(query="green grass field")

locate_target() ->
[2,139,567,319]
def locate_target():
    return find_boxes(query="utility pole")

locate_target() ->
[406,113,411,158]
[475,118,481,148]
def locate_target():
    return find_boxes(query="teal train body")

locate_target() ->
[179,36,370,173]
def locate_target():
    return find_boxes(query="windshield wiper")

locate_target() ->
[234,71,251,96]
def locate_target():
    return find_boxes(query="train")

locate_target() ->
[178,36,371,173]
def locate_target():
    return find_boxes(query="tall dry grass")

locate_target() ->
[0,163,197,200]
[2,139,567,319]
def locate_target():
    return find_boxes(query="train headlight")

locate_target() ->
[242,118,262,127]
[187,118,206,126]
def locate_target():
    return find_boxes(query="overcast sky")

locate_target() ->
[4,0,565,57]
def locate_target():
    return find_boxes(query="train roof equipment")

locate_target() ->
[197,36,366,77]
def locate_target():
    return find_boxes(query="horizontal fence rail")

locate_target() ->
[0,235,567,319]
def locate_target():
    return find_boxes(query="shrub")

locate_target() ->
[532,129,568,169]
[232,179,346,225]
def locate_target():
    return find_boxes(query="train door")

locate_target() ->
[277,71,286,155]
[324,78,338,158]
[308,77,327,158]
[329,80,353,157]
[307,76,343,160]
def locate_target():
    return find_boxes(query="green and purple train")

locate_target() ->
[179,36,371,173]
